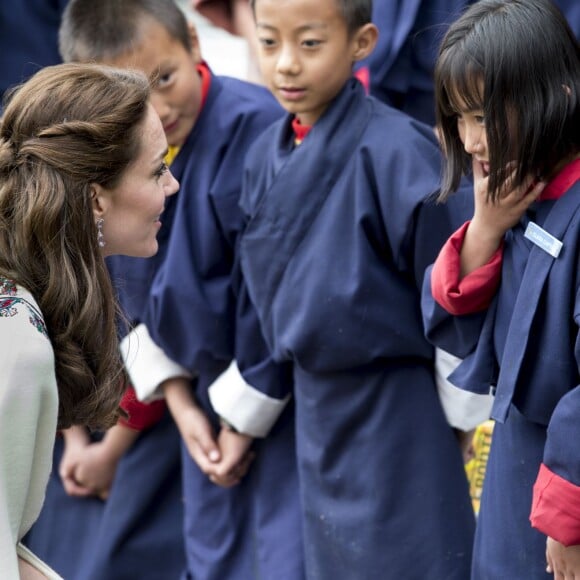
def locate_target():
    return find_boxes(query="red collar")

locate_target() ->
[354,67,370,95]
[196,61,212,111]
[291,117,312,144]
[539,158,580,201]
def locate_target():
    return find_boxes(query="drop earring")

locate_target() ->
[96,218,106,248]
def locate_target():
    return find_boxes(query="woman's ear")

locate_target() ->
[351,23,379,63]
[90,183,108,220]
[188,22,203,64]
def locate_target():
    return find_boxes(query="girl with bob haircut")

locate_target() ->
[422,0,580,577]
[0,62,177,578]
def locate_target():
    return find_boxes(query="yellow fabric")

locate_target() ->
[165,146,180,167]
[465,420,494,514]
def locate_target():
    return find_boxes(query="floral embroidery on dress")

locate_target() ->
[0,276,48,337]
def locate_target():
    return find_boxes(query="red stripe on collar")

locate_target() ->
[539,158,580,201]
[291,116,312,144]
[196,61,212,111]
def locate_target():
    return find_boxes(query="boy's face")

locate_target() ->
[103,19,202,148]
[254,0,365,126]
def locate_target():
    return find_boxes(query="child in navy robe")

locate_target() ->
[359,0,577,127]
[555,0,580,37]
[421,0,580,577]
[226,0,477,578]
[25,1,305,579]
[0,0,68,100]
[357,0,477,126]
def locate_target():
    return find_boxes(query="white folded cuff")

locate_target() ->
[208,361,290,438]
[120,323,192,402]
[435,348,493,431]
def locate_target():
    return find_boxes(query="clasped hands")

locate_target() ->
[173,401,255,488]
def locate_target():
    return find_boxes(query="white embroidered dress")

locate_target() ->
[0,278,62,579]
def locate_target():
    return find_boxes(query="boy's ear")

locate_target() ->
[351,23,378,62]
[188,22,203,63]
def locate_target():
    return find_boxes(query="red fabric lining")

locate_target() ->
[354,66,370,94]
[538,158,580,201]
[291,117,312,144]
[431,221,503,315]
[196,61,212,110]
[119,385,166,431]
[431,159,580,315]
[531,464,580,546]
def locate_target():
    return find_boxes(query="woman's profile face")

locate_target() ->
[94,104,179,258]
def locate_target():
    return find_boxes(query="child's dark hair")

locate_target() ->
[435,0,580,202]
[60,0,191,63]
[249,0,372,34]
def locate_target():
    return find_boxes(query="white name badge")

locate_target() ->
[524,221,563,258]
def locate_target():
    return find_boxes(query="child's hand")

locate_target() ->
[174,402,222,473]
[546,537,580,578]
[73,443,120,500]
[163,377,222,474]
[471,161,545,245]
[59,426,94,498]
[461,163,545,277]
[209,428,255,488]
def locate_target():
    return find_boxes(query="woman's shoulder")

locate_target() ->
[0,276,48,340]
[0,275,56,409]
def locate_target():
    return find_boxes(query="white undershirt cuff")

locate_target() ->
[435,347,493,431]
[120,323,192,402]
[209,361,290,438]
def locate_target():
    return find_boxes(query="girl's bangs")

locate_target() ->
[438,49,484,116]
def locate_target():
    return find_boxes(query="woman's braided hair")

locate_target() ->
[0,62,150,429]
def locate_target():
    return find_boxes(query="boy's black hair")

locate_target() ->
[435,0,580,201]
[249,0,372,34]
[59,0,191,63]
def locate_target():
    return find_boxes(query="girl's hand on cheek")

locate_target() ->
[472,160,545,244]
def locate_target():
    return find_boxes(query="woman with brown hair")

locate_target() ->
[0,62,178,578]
